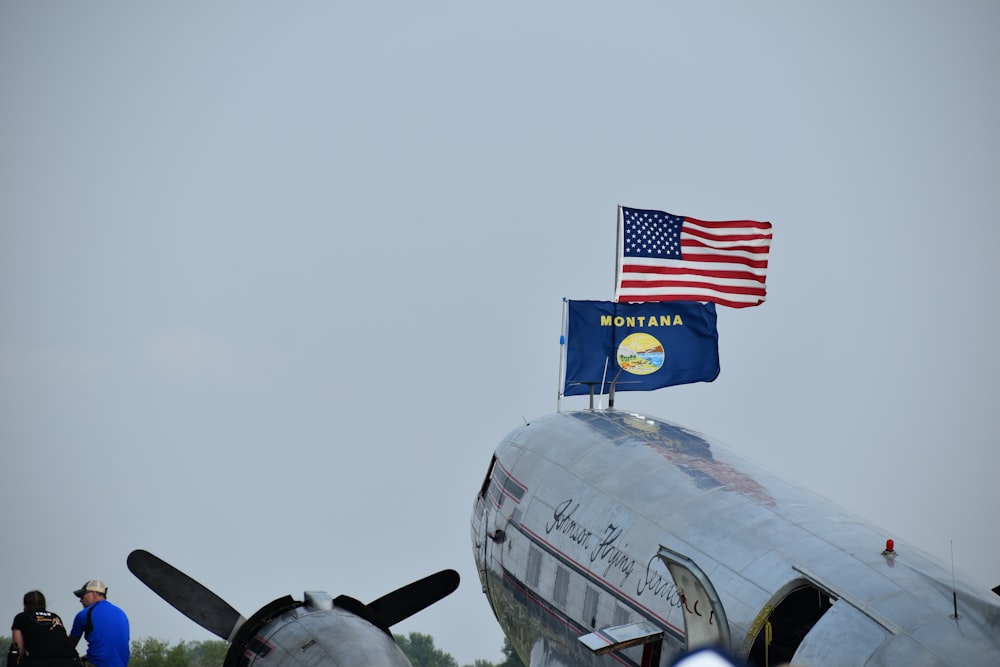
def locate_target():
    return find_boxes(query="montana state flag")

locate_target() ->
[562,300,720,396]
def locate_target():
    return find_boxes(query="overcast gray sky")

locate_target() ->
[2,2,998,665]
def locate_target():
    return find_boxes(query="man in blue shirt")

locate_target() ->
[68,580,130,667]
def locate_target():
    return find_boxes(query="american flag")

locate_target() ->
[614,206,772,308]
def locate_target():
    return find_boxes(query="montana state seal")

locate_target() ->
[617,333,665,375]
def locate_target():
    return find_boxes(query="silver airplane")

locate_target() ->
[471,410,1000,666]
[126,549,459,666]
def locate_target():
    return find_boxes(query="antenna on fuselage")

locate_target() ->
[598,357,610,410]
[607,367,623,410]
[950,540,961,619]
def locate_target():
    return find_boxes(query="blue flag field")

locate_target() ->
[562,300,720,396]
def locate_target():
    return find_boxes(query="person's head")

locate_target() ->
[23,590,46,612]
[73,580,108,606]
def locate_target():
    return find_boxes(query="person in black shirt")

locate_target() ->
[10,591,80,667]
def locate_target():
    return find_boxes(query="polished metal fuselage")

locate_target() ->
[471,410,1000,666]
[227,591,412,667]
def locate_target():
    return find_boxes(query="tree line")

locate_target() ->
[1,633,524,667]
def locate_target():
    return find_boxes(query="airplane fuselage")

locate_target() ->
[127,549,459,667]
[471,410,1000,666]
[223,591,413,666]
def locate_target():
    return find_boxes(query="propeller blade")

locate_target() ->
[126,549,246,641]
[367,569,460,628]
[333,594,391,635]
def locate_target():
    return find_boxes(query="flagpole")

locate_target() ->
[613,205,623,301]
[557,298,569,413]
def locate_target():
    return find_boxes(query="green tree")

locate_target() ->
[166,641,192,667]
[458,638,525,667]
[186,639,229,667]
[127,638,228,667]
[394,631,459,667]
[498,638,526,667]
[129,637,186,667]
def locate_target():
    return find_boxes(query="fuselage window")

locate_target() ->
[613,604,630,627]
[583,586,600,628]
[480,458,525,510]
[554,566,570,608]
[493,465,526,503]
[527,546,542,589]
[488,481,505,509]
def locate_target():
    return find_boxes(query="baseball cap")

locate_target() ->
[74,580,108,597]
